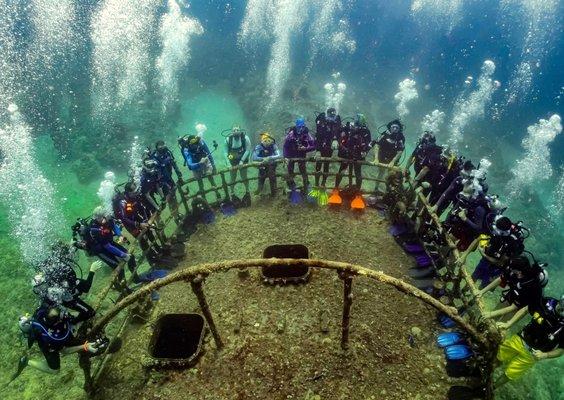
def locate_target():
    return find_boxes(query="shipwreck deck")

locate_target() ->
[93,199,467,400]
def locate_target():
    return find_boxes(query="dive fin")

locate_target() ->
[136,269,169,283]
[408,266,436,279]
[307,187,320,203]
[220,201,237,217]
[444,344,473,361]
[289,188,303,205]
[447,385,485,400]
[317,189,329,206]
[436,332,465,348]
[351,194,366,210]
[328,189,343,206]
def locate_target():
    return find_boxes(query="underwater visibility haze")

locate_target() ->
[0,0,563,399]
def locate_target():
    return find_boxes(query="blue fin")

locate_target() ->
[445,344,473,361]
[436,332,465,348]
[439,314,456,328]
[289,188,303,205]
[220,201,237,217]
[137,269,168,283]
[202,210,215,224]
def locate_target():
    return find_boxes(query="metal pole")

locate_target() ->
[339,270,354,350]
[190,275,224,350]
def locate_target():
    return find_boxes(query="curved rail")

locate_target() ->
[88,258,489,348]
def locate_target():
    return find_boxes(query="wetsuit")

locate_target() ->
[472,228,525,289]
[88,218,136,276]
[444,194,487,250]
[140,168,165,210]
[182,140,219,196]
[500,264,545,311]
[225,133,252,195]
[522,297,564,352]
[375,130,405,164]
[335,124,371,190]
[283,126,316,189]
[315,112,341,186]
[28,307,81,370]
[253,142,282,195]
[150,148,182,195]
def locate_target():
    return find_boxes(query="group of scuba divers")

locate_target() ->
[8,105,562,394]
[397,131,563,390]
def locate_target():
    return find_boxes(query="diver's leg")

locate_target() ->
[287,160,296,189]
[268,165,277,196]
[299,160,309,189]
[229,168,237,195]
[240,165,250,194]
[355,162,363,191]
[315,159,322,186]
[335,162,348,189]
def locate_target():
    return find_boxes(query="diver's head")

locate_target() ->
[492,216,512,236]
[420,131,436,146]
[327,107,337,120]
[32,273,46,292]
[155,140,167,154]
[508,255,532,278]
[460,160,476,178]
[93,206,108,224]
[387,119,402,134]
[295,118,306,130]
[260,132,274,146]
[142,158,159,174]
[124,181,138,199]
[18,314,32,334]
[187,134,201,152]
[231,125,243,138]
[355,113,367,127]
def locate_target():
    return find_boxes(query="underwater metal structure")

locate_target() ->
[79,158,502,399]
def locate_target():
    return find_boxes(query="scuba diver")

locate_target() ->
[431,159,476,216]
[495,295,563,389]
[371,119,405,192]
[113,181,173,266]
[15,305,108,376]
[479,254,548,323]
[179,134,221,200]
[223,125,252,203]
[405,131,449,201]
[150,140,183,221]
[471,216,527,289]
[443,178,488,250]
[330,113,371,204]
[314,108,342,188]
[283,118,316,203]
[252,132,282,197]
[139,158,166,211]
[76,206,139,289]
[32,246,102,325]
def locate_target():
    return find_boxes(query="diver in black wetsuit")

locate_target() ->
[314,108,342,188]
[334,113,371,191]
[16,306,106,375]
[150,140,183,221]
[372,119,405,191]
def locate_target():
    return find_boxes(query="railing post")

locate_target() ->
[177,180,190,213]
[190,274,224,350]
[338,270,354,350]
[220,171,230,199]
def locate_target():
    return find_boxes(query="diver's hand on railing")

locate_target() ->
[90,261,104,273]
[496,322,508,332]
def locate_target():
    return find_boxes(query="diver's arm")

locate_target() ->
[497,306,528,330]
[478,277,502,296]
[241,135,252,163]
[478,246,502,265]
[76,271,95,294]
[413,166,430,184]
[223,138,230,165]
[389,150,402,166]
[271,144,282,160]
[464,206,486,232]
[536,348,564,360]
[203,142,216,168]
[251,146,263,162]
[144,192,159,210]
[434,178,458,209]
[102,242,128,258]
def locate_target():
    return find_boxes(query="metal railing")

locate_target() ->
[79,157,501,399]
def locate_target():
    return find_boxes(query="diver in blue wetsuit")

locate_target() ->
[150,141,183,221]
[87,206,139,284]
[16,305,106,375]
[179,134,221,199]
[252,132,282,196]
